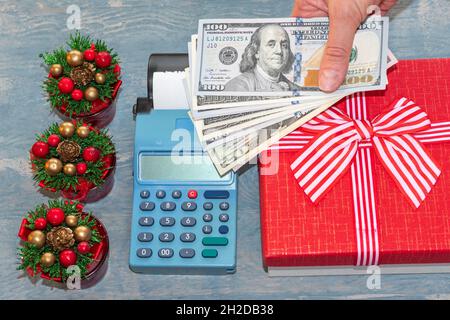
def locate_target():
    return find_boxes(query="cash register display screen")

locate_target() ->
[139,155,230,181]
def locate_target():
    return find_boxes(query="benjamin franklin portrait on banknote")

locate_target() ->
[224,24,300,92]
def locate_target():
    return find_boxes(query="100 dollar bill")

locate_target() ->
[195,17,389,97]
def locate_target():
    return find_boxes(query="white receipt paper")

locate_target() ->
[153,71,189,109]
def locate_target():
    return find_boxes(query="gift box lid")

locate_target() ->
[258,58,450,273]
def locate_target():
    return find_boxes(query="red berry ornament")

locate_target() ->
[95,51,112,68]
[46,208,65,226]
[77,241,91,254]
[71,89,84,101]
[83,49,96,61]
[47,134,61,147]
[34,218,47,230]
[58,77,74,94]
[82,147,100,162]
[113,64,121,75]
[59,249,77,267]
[32,141,49,158]
[76,162,87,175]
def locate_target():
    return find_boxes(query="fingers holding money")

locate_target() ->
[292,0,396,93]
[319,0,369,92]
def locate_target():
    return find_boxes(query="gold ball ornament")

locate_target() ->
[84,87,99,102]
[76,126,90,138]
[95,73,106,84]
[40,252,56,267]
[50,64,63,77]
[44,158,63,176]
[65,215,79,227]
[63,163,76,176]
[66,50,84,67]
[27,230,46,249]
[59,122,75,138]
[74,226,92,242]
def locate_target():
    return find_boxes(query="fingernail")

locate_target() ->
[319,69,340,92]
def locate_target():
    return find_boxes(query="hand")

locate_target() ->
[292,0,396,92]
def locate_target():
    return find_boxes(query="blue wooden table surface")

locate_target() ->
[1,0,450,300]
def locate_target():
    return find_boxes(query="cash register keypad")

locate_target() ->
[136,189,230,259]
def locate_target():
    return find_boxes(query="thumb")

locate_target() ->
[319,3,366,92]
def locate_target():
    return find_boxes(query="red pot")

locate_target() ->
[18,212,109,289]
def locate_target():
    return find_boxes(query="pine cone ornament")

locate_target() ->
[46,226,75,251]
[69,62,95,86]
[56,140,81,162]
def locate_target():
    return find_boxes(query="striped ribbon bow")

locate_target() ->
[290,97,441,208]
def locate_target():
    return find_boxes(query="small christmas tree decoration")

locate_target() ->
[95,51,112,68]
[50,64,63,77]
[31,121,116,202]
[45,158,63,176]
[65,215,78,227]
[76,125,90,138]
[57,140,81,162]
[58,122,75,138]
[41,32,122,127]
[40,253,56,268]
[70,62,95,86]
[59,249,77,267]
[46,207,65,226]
[84,87,99,102]
[77,242,91,254]
[95,73,106,84]
[58,77,74,94]
[63,163,77,176]
[71,89,83,101]
[66,50,84,67]
[76,162,87,175]
[18,200,108,286]
[47,134,61,147]
[34,217,47,230]
[83,48,96,61]
[47,227,75,250]
[74,225,92,242]
[27,230,46,249]
[82,146,100,163]
[32,141,50,158]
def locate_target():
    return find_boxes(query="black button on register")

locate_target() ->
[160,217,175,226]
[181,217,196,227]
[137,248,152,258]
[203,202,213,210]
[179,249,195,258]
[160,201,176,211]
[204,190,230,199]
[159,232,175,242]
[156,190,166,199]
[172,190,182,199]
[139,217,154,226]
[139,201,155,211]
[138,232,153,242]
[181,201,197,211]
[219,202,229,210]
[140,190,150,199]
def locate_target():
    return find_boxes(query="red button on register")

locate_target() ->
[188,190,198,199]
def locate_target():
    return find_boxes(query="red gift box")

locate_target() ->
[258,58,450,274]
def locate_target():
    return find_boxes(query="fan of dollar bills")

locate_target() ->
[183,17,396,175]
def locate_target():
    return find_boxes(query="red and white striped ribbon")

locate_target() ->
[290,96,441,208]
[267,94,450,266]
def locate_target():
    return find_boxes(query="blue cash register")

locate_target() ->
[129,54,237,274]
